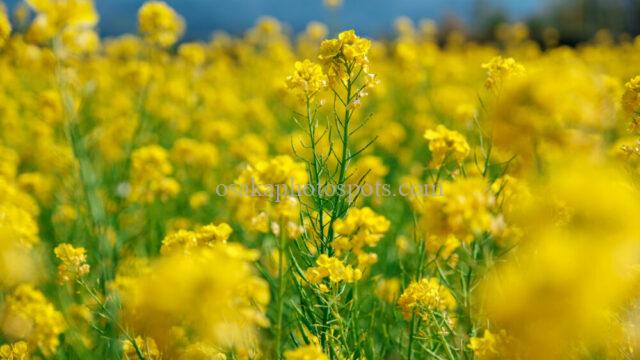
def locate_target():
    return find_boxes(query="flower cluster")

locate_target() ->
[0,4,10,48]
[623,75,640,115]
[129,145,181,203]
[233,155,307,237]
[468,329,509,360]
[305,254,362,290]
[138,1,184,47]
[25,0,98,45]
[285,59,327,101]
[53,243,90,283]
[0,341,29,360]
[423,125,471,169]
[397,277,456,322]
[116,244,269,356]
[332,207,390,263]
[0,284,66,356]
[160,222,233,254]
[318,30,375,89]
[416,177,495,248]
[482,56,525,89]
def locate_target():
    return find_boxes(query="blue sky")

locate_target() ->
[6,0,545,40]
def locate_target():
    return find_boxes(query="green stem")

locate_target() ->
[78,280,145,360]
[275,220,287,359]
[306,96,325,247]
[326,66,353,246]
[407,312,418,360]
[53,37,113,284]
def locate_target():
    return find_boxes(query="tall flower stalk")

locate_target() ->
[285,30,381,359]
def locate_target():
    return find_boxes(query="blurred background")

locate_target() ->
[4,0,640,43]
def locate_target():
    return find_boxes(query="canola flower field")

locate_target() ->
[3,1,640,359]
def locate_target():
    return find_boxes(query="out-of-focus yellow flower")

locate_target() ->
[416,178,494,244]
[0,341,29,360]
[423,125,470,168]
[285,59,327,101]
[54,243,90,283]
[160,222,233,255]
[138,1,184,48]
[179,342,227,360]
[397,277,456,322]
[25,0,98,42]
[61,26,100,55]
[17,172,54,205]
[468,329,510,360]
[284,343,328,360]
[476,159,640,359]
[0,204,40,248]
[0,4,11,48]
[178,42,206,66]
[0,147,18,180]
[0,284,65,356]
[117,245,269,354]
[170,137,218,174]
[482,56,525,89]
[129,145,180,203]
[623,75,640,115]
[375,277,401,303]
[188,191,209,210]
[323,0,342,9]
[122,336,160,360]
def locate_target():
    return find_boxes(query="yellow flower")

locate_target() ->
[285,59,327,101]
[0,204,40,248]
[129,145,180,203]
[179,342,227,360]
[25,0,98,41]
[160,222,233,255]
[0,341,29,360]
[397,277,456,321]
[305,254,361,285]
[416,177,494,244]
[284,344,328,360]
[122,336,160,360]
[318,30,373,87]
[17,172,54,205]
[1,284,66,356]
[468,329,507,360]
[138,1,184,47]
[178,42,207,66]
[332,207,390,256]
[0,4,11,48]
[375,277,401,303]
[482,56,525,89]
[117,245,269,353]
[189,191,210,210]
[54,243,90,283]
[423,125,470,168]
[622,75,640,114]
[61,26,100,55]
[338,30,371,61]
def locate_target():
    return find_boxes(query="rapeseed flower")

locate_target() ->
[54,243,90,283]
[423,125,470,169]
[397,277,456,322]
[138,1,184,47]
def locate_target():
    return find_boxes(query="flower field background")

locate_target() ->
[2,1,640,359]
